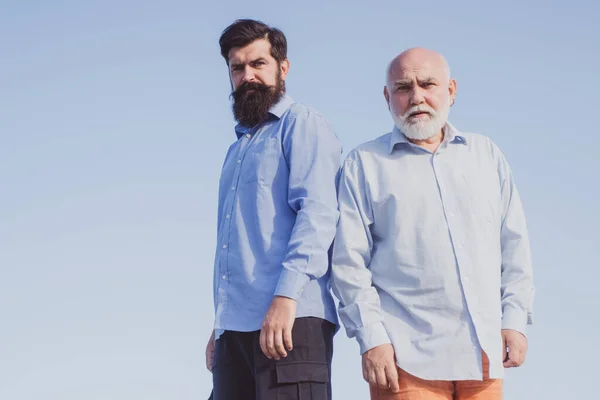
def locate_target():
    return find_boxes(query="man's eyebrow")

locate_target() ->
[418,76,438,83]
[394,79,412,86]
[229,57,267,68]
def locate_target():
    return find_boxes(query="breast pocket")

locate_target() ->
[241,137,280,185]
[462,164,501,230]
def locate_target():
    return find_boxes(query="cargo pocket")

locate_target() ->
[275,361,329,400]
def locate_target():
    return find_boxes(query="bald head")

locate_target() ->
[386,48,451,87]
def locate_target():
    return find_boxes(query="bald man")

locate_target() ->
[331,48,534,399]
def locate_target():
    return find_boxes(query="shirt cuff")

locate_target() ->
[274,269,311,300]
[356,322,391,355]
[502,307,531,337]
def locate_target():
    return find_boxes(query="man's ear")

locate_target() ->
[280,59,290,80]
[449,78,457,106]
[383,86,390,110]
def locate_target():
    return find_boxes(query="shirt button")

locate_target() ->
[222,244,227,249]
[450,212,455,217]
[226,214,231,219]
[245,134,251,138]
[237,159,241,164]
[221,275,227,280]
[464,276,470,282]
[231,186,236,190]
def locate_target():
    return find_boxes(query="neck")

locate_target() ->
[408,130,444,152]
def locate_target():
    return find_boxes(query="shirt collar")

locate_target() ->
[388,121,467,153]
[269,93,294,118]
[235,94,294,138]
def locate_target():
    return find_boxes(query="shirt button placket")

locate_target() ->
[220,130,253,295]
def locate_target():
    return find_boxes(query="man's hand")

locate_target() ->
[260,296,297,360]
[205,330,215,372]
[502,329,528,368]
[362,343,400,393]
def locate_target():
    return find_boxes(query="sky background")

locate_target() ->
[1,0,599,399]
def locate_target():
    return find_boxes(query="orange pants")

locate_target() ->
[370,353,503,400]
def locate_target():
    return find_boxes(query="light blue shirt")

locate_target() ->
[213,95,341,338]
[331,123,534,380]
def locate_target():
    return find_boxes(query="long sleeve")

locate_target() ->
[495,143,535,335]
[331,155,391,354]
[273,108,342,300]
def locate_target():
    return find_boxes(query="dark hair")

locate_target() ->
[219,19,287,65]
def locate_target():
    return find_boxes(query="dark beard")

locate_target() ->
[231,76,285,127]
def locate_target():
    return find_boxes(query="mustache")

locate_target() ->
[400,105,437,120]
[231,81,273,98]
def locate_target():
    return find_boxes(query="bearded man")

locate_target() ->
[330,48,534,400]
[206,19,341,400]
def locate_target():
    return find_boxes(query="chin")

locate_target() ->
[398,120,442,141]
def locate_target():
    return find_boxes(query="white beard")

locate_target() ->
[391,102,450,141]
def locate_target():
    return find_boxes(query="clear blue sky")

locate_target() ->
[1,1,598,399]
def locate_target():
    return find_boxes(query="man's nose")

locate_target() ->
[410,87,425,105]
[242,67,256,83]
